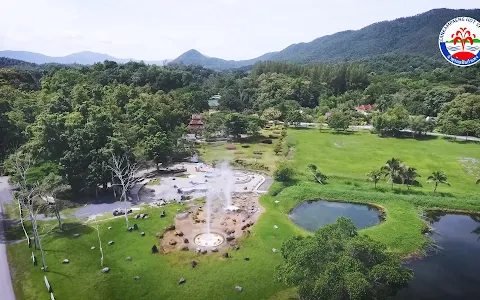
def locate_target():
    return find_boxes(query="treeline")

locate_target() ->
[0,61,219,195]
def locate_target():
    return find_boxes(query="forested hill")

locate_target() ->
[173,8,480,69]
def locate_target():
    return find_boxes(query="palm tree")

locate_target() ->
[402,167,420,190]
[381,158,402,190]
[366,170,382,190]
[427,171,450,193]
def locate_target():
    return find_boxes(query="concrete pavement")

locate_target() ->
[0,176,16,300]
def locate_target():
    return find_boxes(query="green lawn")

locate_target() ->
[198,129,283,174]
[7,128,480,300]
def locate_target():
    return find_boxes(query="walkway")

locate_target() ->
[0,177,15,300]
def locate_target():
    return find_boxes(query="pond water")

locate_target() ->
[396,212,480,300]
[289,200,381,232]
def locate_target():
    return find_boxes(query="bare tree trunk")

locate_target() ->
[55,209,62,231]
[30,212,46,271]
[434,183,438,193]
[94,223,104,267]
[17,200,30,246]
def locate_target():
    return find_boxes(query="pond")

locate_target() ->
[289,200,381,232]
[396,212,480,300]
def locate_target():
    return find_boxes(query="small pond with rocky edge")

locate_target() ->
[396,211,480,300]
[289,200,382,232]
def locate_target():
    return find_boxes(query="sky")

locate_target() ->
[0,0,478,61]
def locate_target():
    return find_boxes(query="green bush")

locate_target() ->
[273,161,295,182]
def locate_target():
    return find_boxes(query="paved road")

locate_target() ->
[0,176,16,300]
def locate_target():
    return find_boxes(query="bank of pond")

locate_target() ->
[289,200,480,300]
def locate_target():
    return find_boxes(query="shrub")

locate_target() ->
[253,151,263,155]
[274,143,282,155]
[262,139,273,144]
[273,162,295,182]
[241,145,250,148]
[226,145,237,150]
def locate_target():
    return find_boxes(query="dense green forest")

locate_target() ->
[1,54,479,195]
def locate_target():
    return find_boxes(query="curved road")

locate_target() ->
[0,176,15,300]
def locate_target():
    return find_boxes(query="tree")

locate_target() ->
[409,116,434,137]
[246,114,266,136]
[437,94,480,138]
[38,174,70,231]
[427,171,450,193]
[10,153,47,271]
[273,161,295,182]
[276,217,413,300]
[261,107,281,123]
[307,164,328,184]
[401,167,420,190]
[327,109,351,131]
[225,113,247,138]
[107,155,138,230]
[366,170,382,190]
[381,158,402,190]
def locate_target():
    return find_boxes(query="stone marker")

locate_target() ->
[151,245,159,254]
[140,232,145,236]
[126,257,132,261]
[142,214,149,219]
[235,286,243,292]
[273,225,278,229]
[274,200,280,203]
[160,210,166,218]
[133,224,139,230]
[272,248,277,253]
[102,267,110,273]
[134,214,140,219]
[108,226,112,230]
[178,278,186,284]
[244,257,250,261]
[91,246,95,250]
[62,259,69,264]
[73,233,80,238]
[108,241,114,246]
[127,227,133,231]
[139,214,144,218]
[191,261,198,268]
[44,275,51,292]
[134,276,140,280]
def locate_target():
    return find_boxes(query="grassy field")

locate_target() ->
[198,128,284,174]
[7,128,480,300]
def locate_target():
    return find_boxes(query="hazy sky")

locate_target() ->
[0,0,478,60]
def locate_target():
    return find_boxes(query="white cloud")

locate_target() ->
[0,0,478,60]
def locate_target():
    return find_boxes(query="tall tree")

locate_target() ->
[366,170,382,190]
[427,171,450,193]
[401,167,420,190]
[381,158,402,190]
[276,217,413,300]
[107,155,138,230]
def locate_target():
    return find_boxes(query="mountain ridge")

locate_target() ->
[172,8,480,69]
[0,50,170,66]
